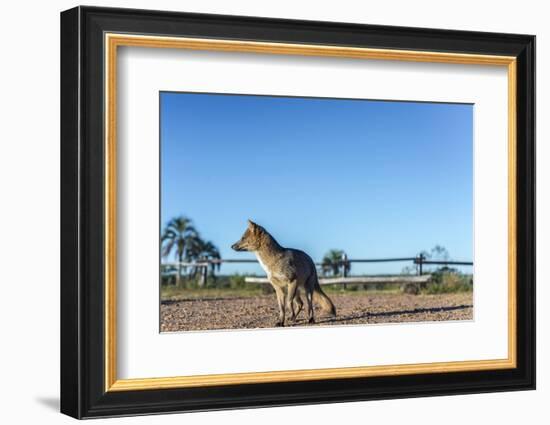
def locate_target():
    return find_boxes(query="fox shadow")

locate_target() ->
[303,304,473,325]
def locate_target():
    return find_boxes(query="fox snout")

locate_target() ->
[231,241,246,251]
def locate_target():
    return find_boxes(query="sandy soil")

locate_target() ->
[160,292,473,332]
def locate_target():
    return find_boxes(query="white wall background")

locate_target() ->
[0,0,545,423]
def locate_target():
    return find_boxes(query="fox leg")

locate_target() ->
[273,285,286,327]
[293,290,304,319]
[306,289,315,324]
[286,281,299,324]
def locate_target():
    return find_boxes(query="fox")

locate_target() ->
[231,220,336,327]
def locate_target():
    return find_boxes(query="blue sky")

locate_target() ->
[160,92,473,275]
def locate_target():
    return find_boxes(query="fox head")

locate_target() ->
[231,220,265,252]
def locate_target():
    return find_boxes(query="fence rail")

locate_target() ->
[416,260,474,266]
[245,275,433,286]
[161,254,472,287]
[162,257,472,268]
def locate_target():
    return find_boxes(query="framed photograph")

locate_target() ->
[60,6,535,419]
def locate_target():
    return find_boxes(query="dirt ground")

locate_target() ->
[160,292,473,332]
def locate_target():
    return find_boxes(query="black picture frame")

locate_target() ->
[61,5,535,419]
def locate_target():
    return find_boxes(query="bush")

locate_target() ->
[229,274,246,289]
[422,272,473,294]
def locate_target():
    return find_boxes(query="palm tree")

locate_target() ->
[186,238,221,286]
[321,249,350,277]
[161,216,197,285]
[200,240,221,276]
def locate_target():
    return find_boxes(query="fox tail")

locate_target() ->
[312,272,336,316]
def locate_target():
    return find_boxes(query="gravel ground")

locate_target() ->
[160,292,473,332]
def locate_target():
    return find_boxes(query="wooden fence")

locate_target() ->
[161,255,472,288]
[244,274,432,286]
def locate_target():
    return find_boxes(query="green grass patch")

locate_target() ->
[161,285,266,302]
[160,272,473,301]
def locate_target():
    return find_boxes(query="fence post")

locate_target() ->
[418,254,424,275]
[342,252,348,289]
[199,264,208,287]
